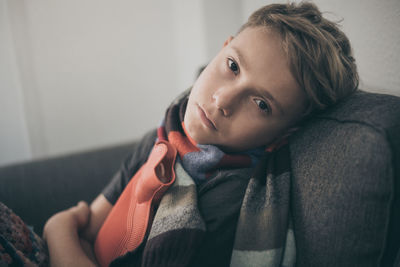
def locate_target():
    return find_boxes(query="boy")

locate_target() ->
[43,2,358,267]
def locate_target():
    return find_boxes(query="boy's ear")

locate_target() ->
[223,36,234,48]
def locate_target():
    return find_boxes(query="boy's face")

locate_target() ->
[184,27,307,152]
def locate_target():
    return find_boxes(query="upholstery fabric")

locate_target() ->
[290,91,400,266]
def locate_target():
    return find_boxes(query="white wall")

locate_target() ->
[0,0,31,166]
[1,0,210,166]
[1,0,399,166]
[172,0,208,91]
[203,0,242,60]
[9,0,179,160]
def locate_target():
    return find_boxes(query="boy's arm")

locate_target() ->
[43,195,113,267]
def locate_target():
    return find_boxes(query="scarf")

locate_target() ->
[104,89,296,267]
[140,90,295,266]
[157,91,264,185]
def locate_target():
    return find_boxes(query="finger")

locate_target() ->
[71,201,90,228]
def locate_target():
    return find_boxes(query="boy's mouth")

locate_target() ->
[197,104,217,131]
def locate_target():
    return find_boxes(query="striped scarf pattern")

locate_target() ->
[137,90,296,267]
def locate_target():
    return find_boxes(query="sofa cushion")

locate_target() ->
[290,91,400,267]
[0,142,136,236]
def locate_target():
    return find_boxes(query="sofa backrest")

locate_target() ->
[290,91,400,267]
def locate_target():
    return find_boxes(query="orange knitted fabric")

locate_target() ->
[94,141,177,267]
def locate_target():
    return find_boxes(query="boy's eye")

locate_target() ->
[254,99,271,114]
[228,58,239,75]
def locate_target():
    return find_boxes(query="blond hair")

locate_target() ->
[239,2,359,114]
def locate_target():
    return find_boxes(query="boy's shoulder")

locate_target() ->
[133,128,158,163]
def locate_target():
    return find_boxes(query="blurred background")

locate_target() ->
[1,0,399,167]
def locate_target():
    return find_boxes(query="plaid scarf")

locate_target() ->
[137,90,296,266]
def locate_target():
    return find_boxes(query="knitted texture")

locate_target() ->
[110,90,296,266]
[0,202,48,266]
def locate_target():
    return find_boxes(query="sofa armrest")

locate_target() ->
[0,142,136,236]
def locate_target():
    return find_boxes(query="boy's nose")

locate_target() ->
[212,86,239,117]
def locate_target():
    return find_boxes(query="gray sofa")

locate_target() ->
[0,91,399,267]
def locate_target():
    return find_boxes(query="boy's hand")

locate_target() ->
[42,196,112,266]
[43,201,99,266]
[43,201,90,241]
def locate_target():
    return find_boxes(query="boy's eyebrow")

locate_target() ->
[231,46,285,115]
